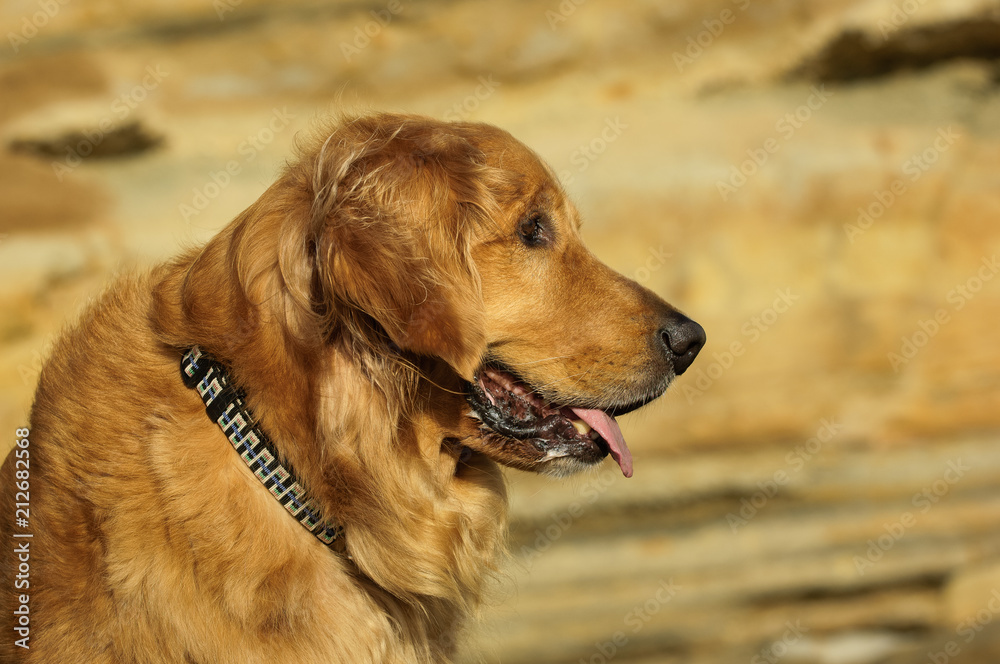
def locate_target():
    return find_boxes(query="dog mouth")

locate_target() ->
[465,365,634,477]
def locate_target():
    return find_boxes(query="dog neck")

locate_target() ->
[180,346,347,553]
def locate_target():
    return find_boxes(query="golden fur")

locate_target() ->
[1,113,702,663]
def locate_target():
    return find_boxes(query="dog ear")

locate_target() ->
[154,115,496,380]
[152,185,316,365]
[305,115,496,379]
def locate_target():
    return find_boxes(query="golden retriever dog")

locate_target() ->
[0,113,704,663]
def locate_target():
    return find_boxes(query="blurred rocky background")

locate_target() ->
[2,0,1000,662]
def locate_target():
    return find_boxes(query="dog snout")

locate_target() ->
[658,312,706,375]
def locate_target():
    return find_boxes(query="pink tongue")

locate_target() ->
[570,407,633,478]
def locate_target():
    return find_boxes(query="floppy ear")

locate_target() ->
[152,184,320,364]
[305,115,495,379]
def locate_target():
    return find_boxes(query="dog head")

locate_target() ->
[300,114,705,479]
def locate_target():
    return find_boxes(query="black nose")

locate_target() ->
[659,313,706,375]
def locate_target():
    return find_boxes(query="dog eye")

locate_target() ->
[518,212,550,247]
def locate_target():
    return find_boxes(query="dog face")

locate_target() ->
[298,116,704,479]
[456,126,705,477]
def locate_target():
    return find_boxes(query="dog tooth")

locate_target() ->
[571,419,592,436]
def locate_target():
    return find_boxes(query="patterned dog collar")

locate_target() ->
[180,347,345,551]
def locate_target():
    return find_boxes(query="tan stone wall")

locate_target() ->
[2,1,1000,661]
